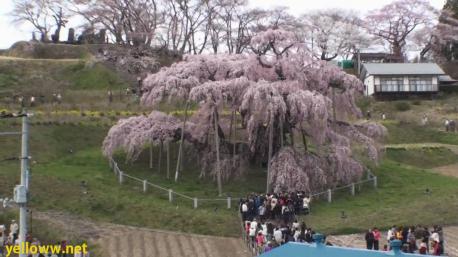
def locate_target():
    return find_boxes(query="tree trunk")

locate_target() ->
[214,109,222,196]
[290,127,295,147]
[299,123,308,152]
[174,101,190,182]
[332,86,337,129]
[266,111,274,193]
[149,142,153,169]
[158,141,163,173]
[392,42,403,61]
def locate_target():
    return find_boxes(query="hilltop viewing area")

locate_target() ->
[0,0,457,256]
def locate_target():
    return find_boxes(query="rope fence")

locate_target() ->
[108,158,378,209]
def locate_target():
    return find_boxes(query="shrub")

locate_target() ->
[395,101,411,112]
[412,100,422,105]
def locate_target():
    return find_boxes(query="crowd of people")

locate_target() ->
[0,220,19,253]
[239,192,314,254]
[12,93,62,108]
[365,225,445,256]
[239,193,448,256]
[0,220,89,257]
[239,192,311,224]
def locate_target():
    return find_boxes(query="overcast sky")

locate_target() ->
[0,0,447,49]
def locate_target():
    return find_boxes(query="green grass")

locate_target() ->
[385,147,458,169]
[0,58,128,94]
[384,121,458,145]
[63,62,127,90]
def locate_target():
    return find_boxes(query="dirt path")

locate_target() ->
[433,164,458,178]
[385,143,458,155]
[34,211,251,257]
[0,56,81,62]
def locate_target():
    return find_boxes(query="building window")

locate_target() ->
[379,77,404,92]
[409,77,434,91]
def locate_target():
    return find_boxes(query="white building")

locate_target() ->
[360,63,446,96]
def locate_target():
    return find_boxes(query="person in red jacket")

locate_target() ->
[373,227,381,250]
[432,240,442,256]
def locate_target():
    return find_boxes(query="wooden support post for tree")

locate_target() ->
[227,197,232,209]
[214,109,223,196]
[231,109,237,167]
[373,176,378,188]
[119,171,124,184]
[168,189,173,202]
[166,142,170,179]
[143,180,148,193]
[327,189,332,203]
[175,101,190,182]
[149,142,153,169]
[351,183,355,196]
[266,111,274,193]
[193,198,198,209]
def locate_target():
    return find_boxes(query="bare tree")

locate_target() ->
[365,0,436,59]
[301,9,369,61]
[71,0,161,46]
[11,0,54,42]
[50,5,69,43]
[218,0,268,54]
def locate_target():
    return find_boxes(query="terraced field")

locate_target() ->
[34,211,250,257]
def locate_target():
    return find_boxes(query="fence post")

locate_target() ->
[351,183,355,196]
[327,189,332,203]
[168,189,173,202]
[373,176,378,188]
[143,180,147,193]
[193,198,198,209]
[227,197,231,209]
[113,163,118,175]
[119,171,123,184]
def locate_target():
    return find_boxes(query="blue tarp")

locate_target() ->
[260,235,433,257]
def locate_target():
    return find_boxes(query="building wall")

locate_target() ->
[364,75,375,96]
[363,75,439,96]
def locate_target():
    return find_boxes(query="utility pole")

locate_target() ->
[0,111,30,257]
[18,113,29,257]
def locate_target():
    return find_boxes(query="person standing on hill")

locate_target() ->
[240,201,248,221]
[9,220,18,244]
[365,229,374,250]
[108,90,113,104]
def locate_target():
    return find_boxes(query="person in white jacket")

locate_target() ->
[273,228,283,245]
